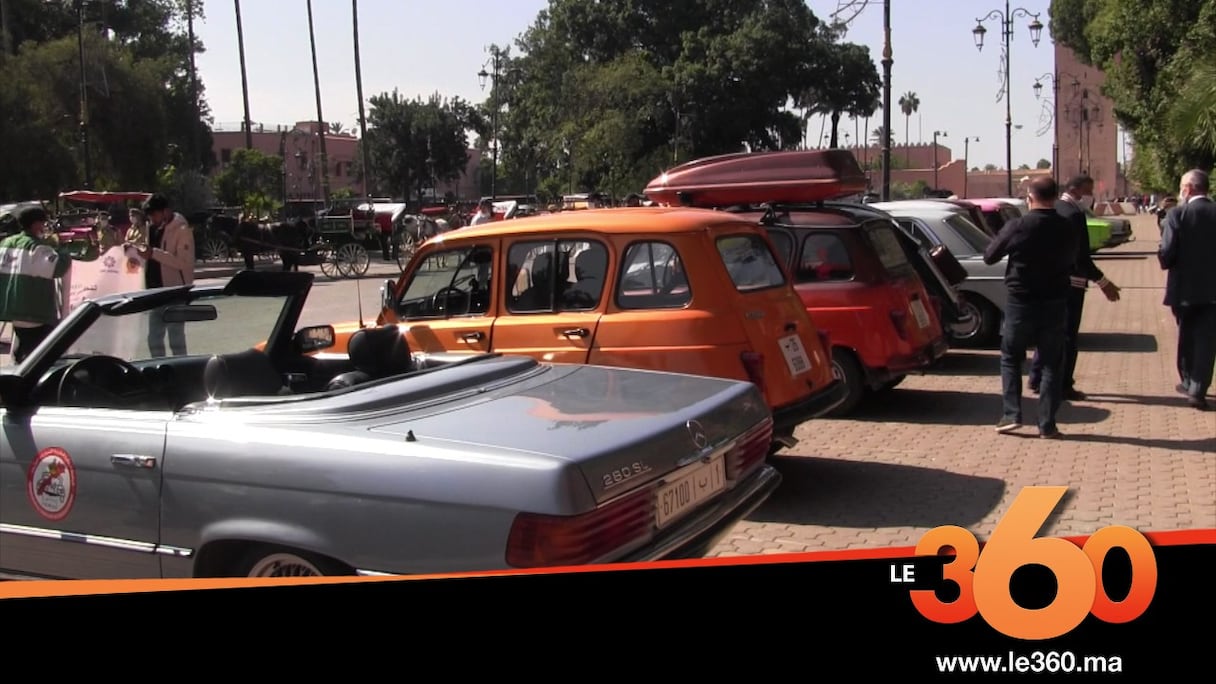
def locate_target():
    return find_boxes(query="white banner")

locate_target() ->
[61,246,146,315]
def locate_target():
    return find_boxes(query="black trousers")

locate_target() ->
[1030,286,1085,390]
[1174,303,1216,399]
[12,324,55,363]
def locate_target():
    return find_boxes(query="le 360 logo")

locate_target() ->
[907,486,1158,640]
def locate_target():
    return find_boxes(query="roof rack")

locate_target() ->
[643,149,868,209]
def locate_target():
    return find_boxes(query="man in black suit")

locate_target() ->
[1029,174,1121,400]
[984,176,1079,439]
[1159,168,1216,411]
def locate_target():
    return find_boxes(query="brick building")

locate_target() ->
[210,121,481,202]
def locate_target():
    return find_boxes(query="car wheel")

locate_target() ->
[873,374,905,393]
[234,545,352,578]
[826,348,866,417]
[947,293,998,348]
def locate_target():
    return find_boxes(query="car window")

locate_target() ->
[507,239,607,313]
[616,241,692,309]
[944,214,993,254]
[898,219,935,250]
[864,222,912,272]
[982,210,1004,233]
[797,233,854,282]
[715,234,786,292]
[397,245,493,319]
[64,291,291,363]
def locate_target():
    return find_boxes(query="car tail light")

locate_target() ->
[889,309,909,340]
[725,417,775,481]
[505,488,653,568]
[740,351,767,399]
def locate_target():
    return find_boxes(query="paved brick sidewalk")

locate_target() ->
[711,213,1215,557]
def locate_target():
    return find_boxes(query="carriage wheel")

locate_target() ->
[318,246,343,279]
[337,243,370,277]
[200,236,230,262]
[396,231,418,271]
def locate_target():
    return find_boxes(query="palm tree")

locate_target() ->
[306,0,330,202]
[871,126,894,148]
[898,91,919,165]
[234,0,252,149]
[1172,62,1216,157]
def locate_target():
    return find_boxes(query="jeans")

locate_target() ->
[148,306,187,358]
[1029,286,1084,391]
[1001,295,1068,433]
[1174,303,1216,399]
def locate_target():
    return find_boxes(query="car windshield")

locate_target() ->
[63,291,289,363]
[715,234,786,292]
[944,214,993,254]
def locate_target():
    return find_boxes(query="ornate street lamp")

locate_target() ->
[932,130,947,190]
[973,1,1043,196]
[478,46,504,200]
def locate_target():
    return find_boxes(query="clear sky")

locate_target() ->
[192,0,1064,170]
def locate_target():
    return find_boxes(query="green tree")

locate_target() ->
[1049,0,1215,190]
[364,90,482,201]
[797,39,882,148]
[499,0,838,195]
[212,148,283,209]
[1036,158,1052,169]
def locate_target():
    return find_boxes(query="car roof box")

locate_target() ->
[643,149,867,208]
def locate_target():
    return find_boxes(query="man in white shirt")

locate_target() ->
[469,199,495,226]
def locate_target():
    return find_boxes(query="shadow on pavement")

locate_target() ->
[1085,391,1216,407]
[750,455,1007,528]
[1049,432,1216,454]
[928,351,1000,376]
[852,388,1112,426]
[1077,332,1158,353]
[1092,254,1148,261]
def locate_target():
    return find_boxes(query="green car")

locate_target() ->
[1085,216,1113,253]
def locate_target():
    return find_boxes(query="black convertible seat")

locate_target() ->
[327,325,415,391]
[204,349,288,399]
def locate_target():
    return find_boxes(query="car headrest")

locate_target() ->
[204,349,285,399]
[347,325,414,378]
[574,248,607,280]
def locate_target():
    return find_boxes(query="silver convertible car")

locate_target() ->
[0,271,780,579]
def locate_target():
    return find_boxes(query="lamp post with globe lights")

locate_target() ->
[478,45,506,201]
[972,2,1044,196]
[1033,71,1081,183]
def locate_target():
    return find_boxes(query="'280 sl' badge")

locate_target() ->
[27,447,77,521]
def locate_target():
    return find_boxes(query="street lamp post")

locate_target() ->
[932,130,947,190]
[972,1,1043,197]
[1033,71,1079,183]
[963,136,978,198]
[881,0,893,201]
[478,46,504,201]
[74,0,91,188]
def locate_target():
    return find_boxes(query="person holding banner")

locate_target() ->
[127,194,195,357]
[0,207,93,363]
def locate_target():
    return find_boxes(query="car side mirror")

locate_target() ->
[294,324,335,353]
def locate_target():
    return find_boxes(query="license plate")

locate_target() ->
[909,299,931,329]
[655,455,727,530]
[778,334,812,376]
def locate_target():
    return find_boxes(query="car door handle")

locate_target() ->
[111,454,157,469]
[562,328,589,338]
[460,331,484,341]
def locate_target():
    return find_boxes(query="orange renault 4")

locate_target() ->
[643,149,952,416]
[339,204,845,452]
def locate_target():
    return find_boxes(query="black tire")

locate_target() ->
[873,374,906,393]
[231,544,353,578]
[826,347,866,417]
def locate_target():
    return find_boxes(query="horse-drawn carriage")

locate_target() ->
[54,190,152,248]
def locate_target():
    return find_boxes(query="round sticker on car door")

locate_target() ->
[27,447,77,521]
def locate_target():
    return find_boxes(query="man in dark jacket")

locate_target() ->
[1028,174,1121,400]
[983,176,1079,438]
[1159,168,1216,411]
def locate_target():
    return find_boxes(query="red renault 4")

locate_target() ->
[644,149,952,416]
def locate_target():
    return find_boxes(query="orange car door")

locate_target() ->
[390,242,497,354]
[489,237,607,364]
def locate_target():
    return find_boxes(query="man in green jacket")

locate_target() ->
[0,207,86,362]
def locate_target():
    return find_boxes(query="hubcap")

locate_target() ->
[247,553,323,577]
[949,301,982,339]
